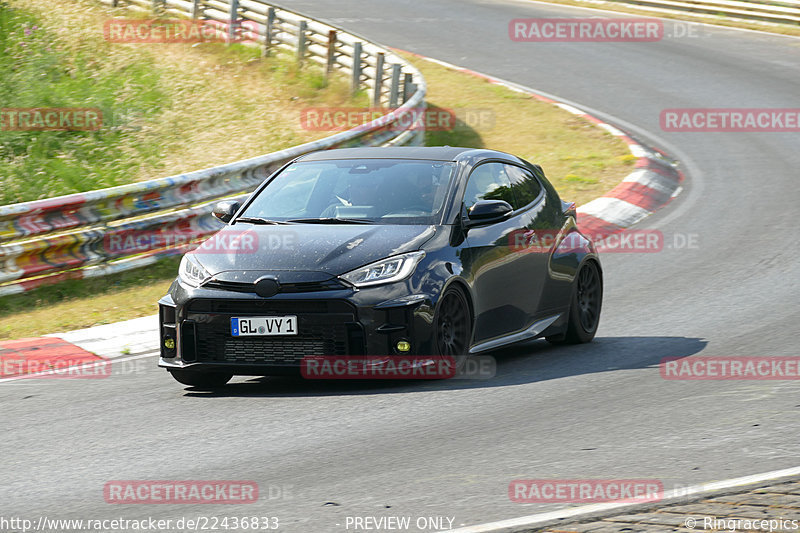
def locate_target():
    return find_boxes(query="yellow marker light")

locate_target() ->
[396,340,411,352]
[164,338,175,350]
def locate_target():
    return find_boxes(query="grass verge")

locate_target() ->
[1,0,361,204]
[0,257,179,339]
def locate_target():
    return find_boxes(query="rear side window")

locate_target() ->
[505,164,542,209]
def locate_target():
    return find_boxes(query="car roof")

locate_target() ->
[296,146,515,163]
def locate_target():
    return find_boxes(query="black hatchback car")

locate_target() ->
[158,147,602,387]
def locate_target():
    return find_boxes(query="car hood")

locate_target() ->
[192,223,437,280]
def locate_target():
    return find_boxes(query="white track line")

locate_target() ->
[444,466,800,532]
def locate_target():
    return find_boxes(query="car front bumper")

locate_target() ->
[158,279,438,376]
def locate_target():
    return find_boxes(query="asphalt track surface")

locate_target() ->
[4,1,800,531]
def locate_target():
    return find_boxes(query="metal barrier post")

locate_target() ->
[263,7,275,57]
[297,20,307,65]
[389,64,401,108]
[403,73,415,102]
[351,42,363,96]
[372,52,385,108]
[325,30,337,81]
[228,0,240,44]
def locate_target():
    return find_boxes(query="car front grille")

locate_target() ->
[185,298,360,364]
[194,323,349,364]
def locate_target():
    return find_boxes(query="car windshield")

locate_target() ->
[239,159,456,225]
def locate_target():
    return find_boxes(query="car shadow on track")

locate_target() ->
[181,335,706,398]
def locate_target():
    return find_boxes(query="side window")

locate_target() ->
[463,163,515,210]
[505,164,542,209]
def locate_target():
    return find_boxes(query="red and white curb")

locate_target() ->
[398,50,684,240]
[0,315,159,382]
[45,314,159,359]
[0,336,104,379]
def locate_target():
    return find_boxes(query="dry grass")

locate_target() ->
[0,283,172,338]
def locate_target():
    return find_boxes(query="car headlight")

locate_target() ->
[178,253,210,287]
[339,251,425,288]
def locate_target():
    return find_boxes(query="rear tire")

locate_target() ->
[168,368,233,389]
[548,261,602,344]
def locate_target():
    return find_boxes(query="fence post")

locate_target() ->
[297,20,307,65]
[228,0,239,44]
[191,0,202,19]
[372,52,385,108]
[263,7,275,57]
[152,0,165,15]
[403,73,416,103]
[325,30,337,81]
[111,0,119,7]
[351,42,362,97]
[389,64,401,108]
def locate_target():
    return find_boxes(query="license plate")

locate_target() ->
[231,316,298,336]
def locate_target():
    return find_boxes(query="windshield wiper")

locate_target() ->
[235,216,289,225]
[287,217,373,225]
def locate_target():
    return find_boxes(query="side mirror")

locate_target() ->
[212,200,240,223]
[561,199,577,220]
[465,200,513,226]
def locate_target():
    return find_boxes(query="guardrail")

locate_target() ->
[607,0,800,25]
[0,0,427,296]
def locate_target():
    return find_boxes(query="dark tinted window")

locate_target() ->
[463,163,515,210]
[505,164,542,208]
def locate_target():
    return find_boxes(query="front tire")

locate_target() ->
[549,260,602,344]
[435,286,472,372]
[168,368,233,389]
